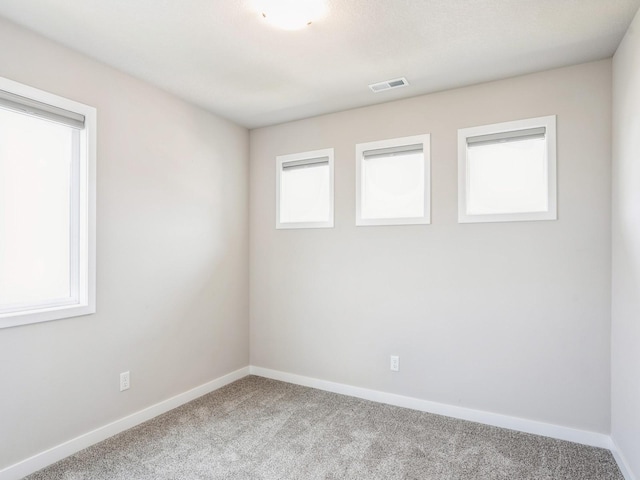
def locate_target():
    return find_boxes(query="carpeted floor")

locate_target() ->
[26,376,623,479]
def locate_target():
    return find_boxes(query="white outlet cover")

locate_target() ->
[120,371,130,391]
[390,355,400,372]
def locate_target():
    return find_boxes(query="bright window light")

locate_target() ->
[276,148,334,229]
[467,137,547,215]
[0,110,75,306]
[362,149,424,219]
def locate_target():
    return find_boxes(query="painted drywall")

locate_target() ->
[0,18,249,469]
[612,7,640,478]
[250,60,612,434]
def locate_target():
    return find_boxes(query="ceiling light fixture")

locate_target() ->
[254,0,328,31]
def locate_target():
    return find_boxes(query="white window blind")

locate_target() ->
[466,127,545,147]
[0,89,85,129]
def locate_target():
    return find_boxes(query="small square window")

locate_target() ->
[356,134,430,226]
[276,148,334,229]
[458,116,557,223]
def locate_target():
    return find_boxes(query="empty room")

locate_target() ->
[0,1,639,479]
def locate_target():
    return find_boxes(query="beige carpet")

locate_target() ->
[27,376,623,479]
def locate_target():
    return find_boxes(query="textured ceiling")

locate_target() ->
[0,0,638,128]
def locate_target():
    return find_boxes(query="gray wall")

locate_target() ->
[0,18,249,469]
[250,60,612,434]
[612,7,640,478]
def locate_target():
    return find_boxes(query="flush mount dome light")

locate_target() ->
[255,0,328,30]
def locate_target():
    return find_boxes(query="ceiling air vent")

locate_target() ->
[368,77,409,93]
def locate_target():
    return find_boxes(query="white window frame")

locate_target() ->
[458,115,557,224]
[276,148,334,229]
[0,76,96,329]
[356,134,431,226]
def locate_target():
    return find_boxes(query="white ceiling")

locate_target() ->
[0,1,638,128]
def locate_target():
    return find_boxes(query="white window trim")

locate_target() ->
[356,134,431,226]
[0,76,96,329]
[458,115,557,224]
[276,148,334,229]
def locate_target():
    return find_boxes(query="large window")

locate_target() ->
[0,77,96,328]
[276,148,334,229]
[356,134,430,226]
[458,116,557,223]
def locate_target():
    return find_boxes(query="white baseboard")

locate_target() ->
[0,367,250,480]
[611,439,638,480]
[249,366,611,450]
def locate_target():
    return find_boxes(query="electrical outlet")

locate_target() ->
[390,355,399,372]
[120,371,130,391]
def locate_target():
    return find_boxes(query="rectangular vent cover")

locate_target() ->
[369,77,409,93]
